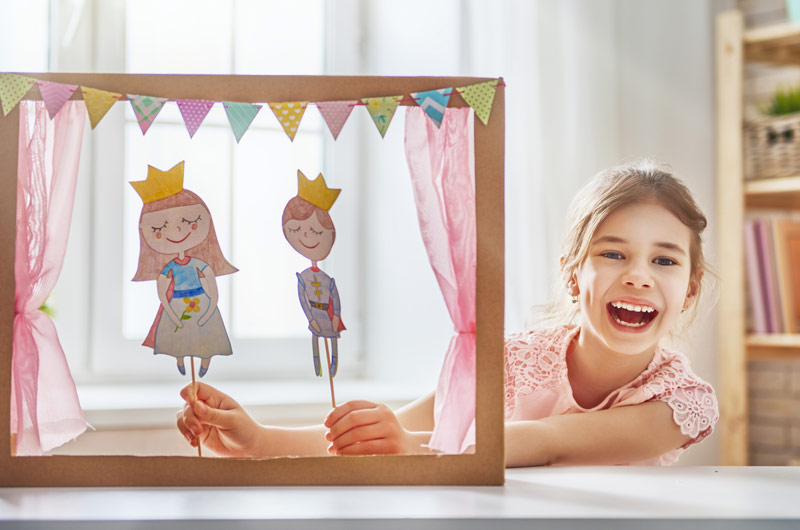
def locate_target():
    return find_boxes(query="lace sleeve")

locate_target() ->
[645,354,719,448]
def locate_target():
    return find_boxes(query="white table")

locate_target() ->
[1,467,799,528]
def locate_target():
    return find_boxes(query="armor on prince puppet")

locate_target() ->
[282,171,345,378]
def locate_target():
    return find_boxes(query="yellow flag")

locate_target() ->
[269,101,308,141]
[82,87,121,129]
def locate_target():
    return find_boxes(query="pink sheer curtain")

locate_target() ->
[404,107,476,454]
[12,100,87,455]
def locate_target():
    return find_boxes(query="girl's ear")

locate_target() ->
[561,255,580,296]
[683,271,703,310]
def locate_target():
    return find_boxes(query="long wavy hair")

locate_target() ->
[132,189,237,281]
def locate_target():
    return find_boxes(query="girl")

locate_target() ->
[176,160,718,466]
[132,161,238,378]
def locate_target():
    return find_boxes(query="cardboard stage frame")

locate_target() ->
[0,74,505,486]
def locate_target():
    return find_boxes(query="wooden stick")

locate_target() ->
[190,357,202,458]
[324,338,336,408]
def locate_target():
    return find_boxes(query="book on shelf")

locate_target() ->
[744,214,800,334]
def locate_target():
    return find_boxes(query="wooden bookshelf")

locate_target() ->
[717,11,800,465]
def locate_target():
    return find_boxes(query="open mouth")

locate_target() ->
[607,301,658,329]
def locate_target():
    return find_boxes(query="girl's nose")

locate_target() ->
[622,261,652,289]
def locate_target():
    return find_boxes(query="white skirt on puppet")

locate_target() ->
[150,292,232,359]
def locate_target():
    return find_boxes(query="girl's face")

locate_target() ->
[140,203,211,255]
[283,212,335,262]
[571,201,698,357]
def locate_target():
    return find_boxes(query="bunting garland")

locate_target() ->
[223,101,261,143]
[128,94,168,135]
[177,99,215,138]
[37,81,79,119]
[0,74,36,116]
[0,74,504,141]
[456,80,497,126]
[362,95,403,138]
[268,101,308,141]
[411,89,451,128]
[82,87,122,129]
[317,101,356,140]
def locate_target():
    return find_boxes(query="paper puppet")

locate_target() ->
[131,161,238,379]
[282,171,345,379]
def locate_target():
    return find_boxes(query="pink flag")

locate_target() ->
[37,81,79,120]
[177,99,215,138]
[127,94,168,135]
[316,101,356,140]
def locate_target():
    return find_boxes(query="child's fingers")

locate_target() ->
[334,439,397,456]
[192,399,239,430]
[328,423,386,452]
[324,400,379,428]
[327,408,380,441]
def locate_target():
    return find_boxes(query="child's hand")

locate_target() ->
[176,382,264,458]
[324,400,413,455]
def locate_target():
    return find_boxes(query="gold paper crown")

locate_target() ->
[130,161,185,203]
[297,170,340,211]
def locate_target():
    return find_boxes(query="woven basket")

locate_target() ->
[744,113,800,180]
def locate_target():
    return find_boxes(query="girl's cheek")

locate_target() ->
[192,223,197,230]
[156,232,162,240]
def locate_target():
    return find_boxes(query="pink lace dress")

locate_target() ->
[504,325,719,465]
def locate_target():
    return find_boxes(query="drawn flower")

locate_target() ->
[175,297,201,332]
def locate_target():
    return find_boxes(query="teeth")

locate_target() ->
[612,314,648,327]
[610,301,655,313]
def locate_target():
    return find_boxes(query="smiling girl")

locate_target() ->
[132,161,237,378]
[177,160,718,466]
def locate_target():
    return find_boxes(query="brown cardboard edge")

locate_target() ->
[0,74,504,486]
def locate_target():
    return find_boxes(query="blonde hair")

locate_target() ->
[542,159,711,330]
[132,189,238,281]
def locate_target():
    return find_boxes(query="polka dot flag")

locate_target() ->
[457,80,497,125]
[269,101,309,141]
[177,99,215,138]
[317,101,356,140]
[0,74,36,116]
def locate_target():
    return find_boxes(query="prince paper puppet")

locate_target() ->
[131,161,237,378]
[282,170,345,378]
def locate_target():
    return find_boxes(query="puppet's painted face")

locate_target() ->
[141,203,211,255]
[283,212,335,262]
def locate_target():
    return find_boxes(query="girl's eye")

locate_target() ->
[286,226,300,233]
[309,227,323,236]
[151,221,167,232]
[653,257,676,266]
[601,251,624,260]
[182,215,201,225]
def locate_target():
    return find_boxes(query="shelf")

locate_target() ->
[745,23,800,64]
[745,175,800,208]
[746,333,800,360]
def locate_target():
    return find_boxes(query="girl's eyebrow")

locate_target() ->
[592,235,686,256]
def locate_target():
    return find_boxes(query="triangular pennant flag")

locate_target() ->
[0,74,36,116]
[362,95,403,138]
[316,101,356,140]
[268,101,309,141]
[223,101,261,143]
[411,88,451,128]
[177,99,215,138]
[82,87,122,129]
[128,94,168,135]
[457,80,497,125]
[37,81,78,119]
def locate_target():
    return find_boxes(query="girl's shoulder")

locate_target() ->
[505,325,578,357]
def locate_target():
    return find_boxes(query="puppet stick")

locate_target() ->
[324,338,336,408]
[190,357,202,458]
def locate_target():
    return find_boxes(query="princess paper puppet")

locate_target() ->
[131,161,237,378]
[282,171,345,378]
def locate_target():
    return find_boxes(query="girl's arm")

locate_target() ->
[157,273,182,326]
[197,266,218,326]
[505,401,692,467]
